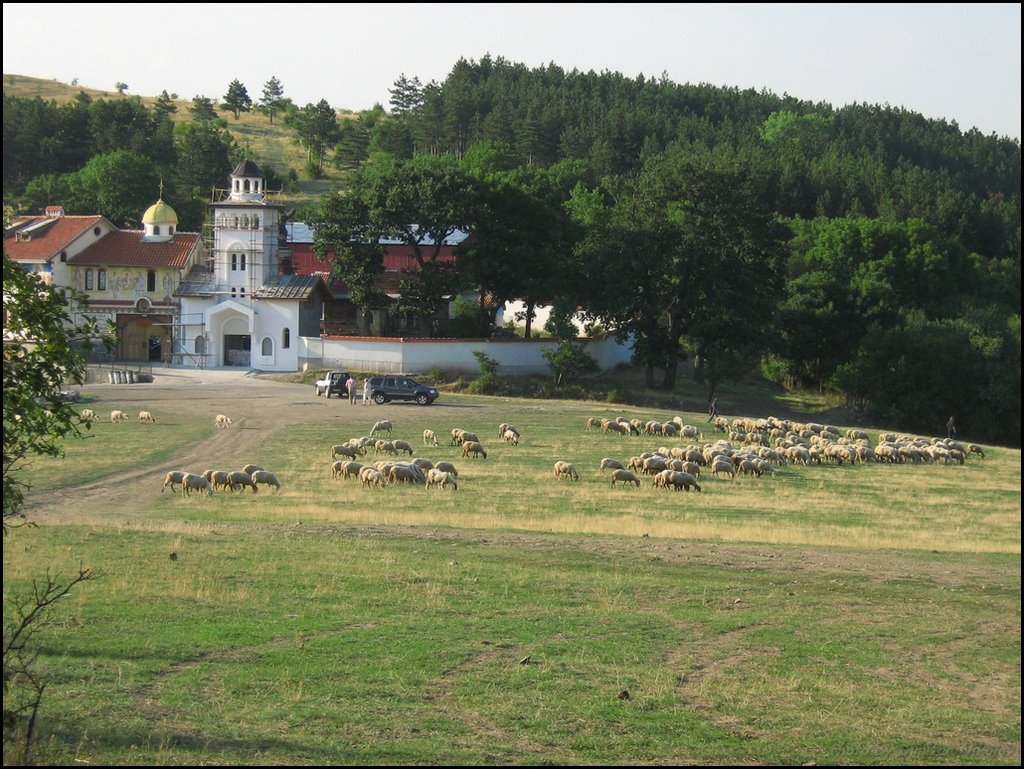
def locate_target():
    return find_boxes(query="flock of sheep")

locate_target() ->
[80,408,158,424]
[161,464,281,497]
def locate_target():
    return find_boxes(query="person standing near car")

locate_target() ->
[345,375,356,405]
[362,378,370,405]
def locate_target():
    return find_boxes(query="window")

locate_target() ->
[153,225,161,235]
[93,226,101,237]
[147,270,156,292]
[239,287,246,297]
[261,337,273,356]
[240,254,246,271]
[231,253,237,270]
[282,328,290,349]
[169,226,174,235]
[251,215,259,229]
[231,288,237,298]
[98,269,106,290]
[60,251,67,262]
[195,335,206,354]
[85,269,94,290]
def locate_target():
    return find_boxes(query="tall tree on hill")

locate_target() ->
[285,100,339,176]
[260,76,285,124]
[222,79,252,120]
[190,95,218,122]
[152,90,178,120]
[388,74,423,115]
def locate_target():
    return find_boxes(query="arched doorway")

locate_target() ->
[117,314,171,361]
[221,316,251,367]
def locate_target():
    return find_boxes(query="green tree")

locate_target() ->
[152,90,178,120]
[285,100,339,175]
[260,76,285,124]
[190,95,218,122]
[388,73,423,115]
[68,150,161,227]
[222,79,252,120]
[114,81,128,94]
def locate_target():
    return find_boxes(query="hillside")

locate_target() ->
[3,73,348,207]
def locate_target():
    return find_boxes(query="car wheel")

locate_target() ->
[373,393,387,405]
[415,393,429,406]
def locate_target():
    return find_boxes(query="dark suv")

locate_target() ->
[367,375,439,406]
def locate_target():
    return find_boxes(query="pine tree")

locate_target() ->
[261,76,285,124]
[222,79,252,120]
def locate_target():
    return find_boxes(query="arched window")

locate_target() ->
[231,253,237,271]
[240,287,246,297]
[147,270,156,292]
[251,215,259,229]
[232,215,239,228]
[97,269,107,290]
[240,254,246,271]
[241,215,249,229]
[169,226,174,235]
[231,288,237,298]
[282,327,290,349]
[195,335,206,354]
[60,251,67,262]
[153,225,161,235]
[84,269,94,290]
[261,337,273,356]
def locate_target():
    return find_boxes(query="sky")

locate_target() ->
[3,3,1020,141]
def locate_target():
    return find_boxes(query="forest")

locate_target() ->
[3,56,1020,445]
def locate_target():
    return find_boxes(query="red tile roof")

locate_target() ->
[4,215,109,263]
[69,231,200,268]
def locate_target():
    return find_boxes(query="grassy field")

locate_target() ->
[3,383,1020,765]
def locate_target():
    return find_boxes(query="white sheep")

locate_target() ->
[392,439,415,456]
[241,464,265,476]
[214,414,232,428]
[227,470,258,493]
[359,466,387,489]
[434,461,458,477]
[599,457,625,474]
[331,444,363,461]
[554,461,579,481]
[161,470,188,493]
[462,441,487,459]
[80,408,96,422]
[422,429,439,446]
[138,410,155,423]
[251,470,281,492]
[369,419,393,437]
[110,410,128,424]
[610,469,641,488]
[426,468,458,490]
[182,473,214,497]
[336,461,364,480]
[503,429,520,446]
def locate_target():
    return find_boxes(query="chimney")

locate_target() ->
[45,206,66,218]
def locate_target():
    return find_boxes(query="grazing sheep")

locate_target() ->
[668,471,701,492]
[251,470,281,492]
[426,468,458,490]
[412,457,434,471]
[554,460,580,481]
[711,458,736,479]
[610,469,641,488]
[392,439,415,456]
[462,441,487,459]
[422,429,439,446]
[359,466,387,489]
[586,417,602,431]
[241,464,265,476]
[968,443,985,459]
[227,471,258,493]
[599,457,625,474]
[374,440,398,456]
[110,410,128,424]
[331,460,346,479]
[332,444,363,461]
[389,463,425,484]
[182,473,214,497]
[337,461,364,480]
[80,408,96,422]
[161,470,188,493]
[214,414,232,428]
[453,430,479,446]
[138,410,155,423]
[503,429,520,445]
[499,423,520,439]
[211,470,233,491]
[434,461,458,477]
[369,419,393,437]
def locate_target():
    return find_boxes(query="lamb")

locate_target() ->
[138,410,155,423]
[554,460,580,481]
[227,470,258,492]
[80,408,96,422]
[434,461,458,477]
[110,409,128,424]
[610,468,641,488]
[462,441,487,459]
[161,470,188,493]
[422,429,439,446]
[599,457,625,474]
[369,419,393,437]
[250,470,281,492]
[182,473,214,497]
[426,468,458,490]
[214,414,232,428]
[392,439,415,456]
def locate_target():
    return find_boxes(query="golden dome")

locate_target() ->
[142,199,178,225]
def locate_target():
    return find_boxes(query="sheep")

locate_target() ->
[161,470,188,493]
[462,441,487,459]
[642,456,668,475]
[337,461,364,480]
[214,414,232,428]
[422,429,439,446]
[737,459,764,477]
[110,409,128,424]
[968,443,985,459]
[554,460,580,481]
[426,468,458,490]
[611,469,641,488]
[332,444,363,461]
[211,470,233,492]
[668,471,701,492]
[374,440,398,456]
[241,464,265,476]
[503,429,520,445]
[251,470,281,492]
[586,417,602,431]
[392,439,415,456]
[359,466,387,489]
[453,430,479,446]
[369,419,393,437]
[599,457,625,474]
[499,423,519,440]
[227,470,258,492]
[138,410,155,423]
[434,461,458,477]
[182,473,214,497]
[389,463,425,484]
[711,458,736,479]
[331,460,346,479]
[412,457,434,471]
[80,408,96,422]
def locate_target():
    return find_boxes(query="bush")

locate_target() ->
[468,374,501,395]
[605,386,627,404]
